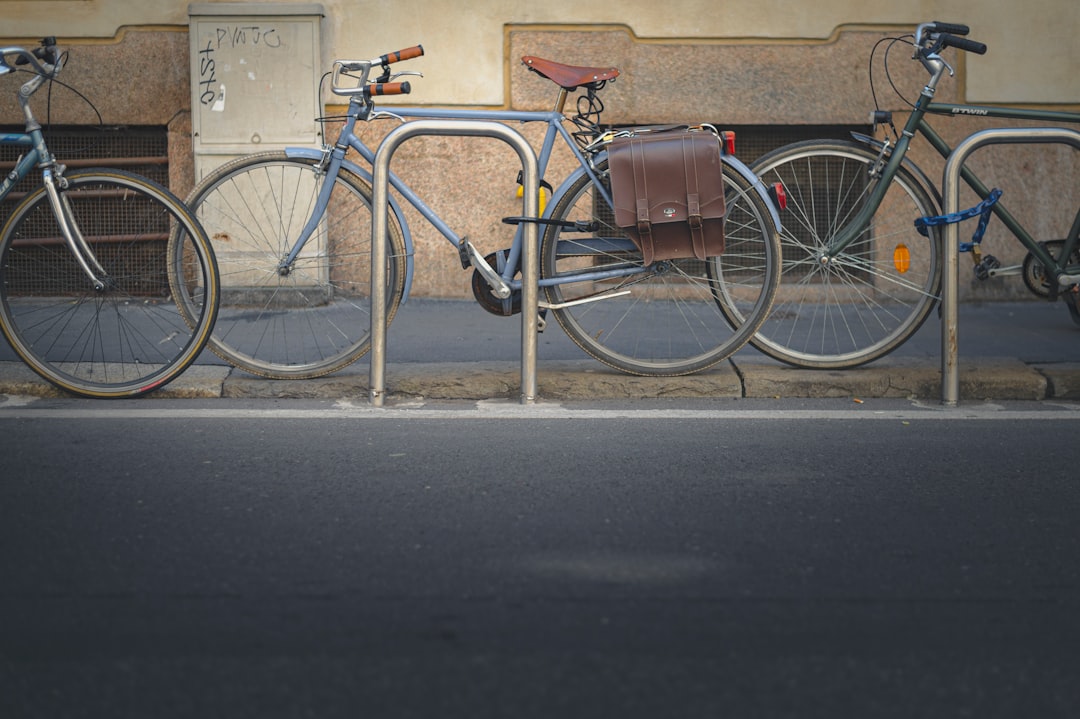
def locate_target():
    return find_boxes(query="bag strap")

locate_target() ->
[682,136,707,260]
[631,141,655,266]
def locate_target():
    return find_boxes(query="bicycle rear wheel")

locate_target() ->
[0,169,219,398]
[540,159,780,376]
[184,152,406,378]
[749,139,942,368]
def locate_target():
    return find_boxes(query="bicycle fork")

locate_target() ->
[42,167,110,292]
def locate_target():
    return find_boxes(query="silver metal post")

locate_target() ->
[370,119,540,407]
[940,127,1080,406]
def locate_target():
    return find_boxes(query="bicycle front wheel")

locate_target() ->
[540,159,780,376]
[0,169,219,398]
[184,152,406,378]
[749,139,942,368]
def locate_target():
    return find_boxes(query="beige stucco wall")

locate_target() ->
[2,1,1077,301]
[3,0,1077,105]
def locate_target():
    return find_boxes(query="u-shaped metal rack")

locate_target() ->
[369,120,541,407]
[940,127,1080,406]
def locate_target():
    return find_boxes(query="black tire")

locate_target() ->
[184,152,406,378]
[0,169,219,398]
[748,139,942,368]
[540,158,781,376]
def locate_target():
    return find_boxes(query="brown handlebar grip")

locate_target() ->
[379,45,424,65]
[364,81,412,97]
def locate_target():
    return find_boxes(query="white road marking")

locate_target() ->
[2,395,1079,421]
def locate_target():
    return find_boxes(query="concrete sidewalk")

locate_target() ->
[2,300,1079,402]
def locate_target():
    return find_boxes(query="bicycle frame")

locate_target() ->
[0,132,40,202]
[826,69,1080,285]
[278,99,781,304]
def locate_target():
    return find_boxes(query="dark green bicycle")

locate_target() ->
[749,21,1080,369]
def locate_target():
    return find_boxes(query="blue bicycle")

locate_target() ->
[185,46,783,378]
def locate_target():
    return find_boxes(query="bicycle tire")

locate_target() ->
[748,139,942,369]
[183,152,406,379]
[0,169,219,398]
[540,158,781,376]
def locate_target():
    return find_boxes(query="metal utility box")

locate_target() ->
[188,3,324,178]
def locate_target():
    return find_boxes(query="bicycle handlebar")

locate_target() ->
[939,33,988,56]
[332,44,424,97]
[1,37,60,78]
[910,20,987,87]
[378,45,424,66]
[364,81,411,97]
[915,21,987,57]
[928,21,970,36]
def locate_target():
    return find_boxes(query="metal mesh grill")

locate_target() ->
[1,125,168,200]
[730,124,870,280]
[1,127,172,296]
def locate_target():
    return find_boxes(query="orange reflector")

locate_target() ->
[893,244,911,273]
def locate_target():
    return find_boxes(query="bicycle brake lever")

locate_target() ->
[934,53,955,77]
[369,110,407,123]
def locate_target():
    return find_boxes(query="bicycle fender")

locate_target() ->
[549,152,782,236]
[283,147,417,303]
[849,132,943,208]
[722,154,783,235]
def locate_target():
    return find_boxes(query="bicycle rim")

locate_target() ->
[749,140,942,368]
[0,170,219,398]
[185,153,406,378]
[541,159,780,376]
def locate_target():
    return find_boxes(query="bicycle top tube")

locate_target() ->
[375,106,567,124]
[924,102,1080,125]
[344,104,609,250]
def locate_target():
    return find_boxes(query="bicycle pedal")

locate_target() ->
[973,254,1001,280]
[457,239,471,269]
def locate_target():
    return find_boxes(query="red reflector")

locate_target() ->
[720,131,736,155]
[770,182,787,211]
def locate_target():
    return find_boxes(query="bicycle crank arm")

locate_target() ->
[460,239,511,298]
[539,289,631,310]
[984,264,1021,278]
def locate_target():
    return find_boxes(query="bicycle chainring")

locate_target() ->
[1023,240,1078,299]
[471,251,522,316]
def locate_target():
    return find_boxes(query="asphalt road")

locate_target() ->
[2,396,1079,718]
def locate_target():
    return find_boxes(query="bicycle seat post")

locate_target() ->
[553,88,569,114]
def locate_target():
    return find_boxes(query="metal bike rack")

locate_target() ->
[941,126,1080,406]
[369,120,540,407]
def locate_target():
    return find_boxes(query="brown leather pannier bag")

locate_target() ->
[608,127,727,265]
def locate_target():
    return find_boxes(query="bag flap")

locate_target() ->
[609,129,726,231]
